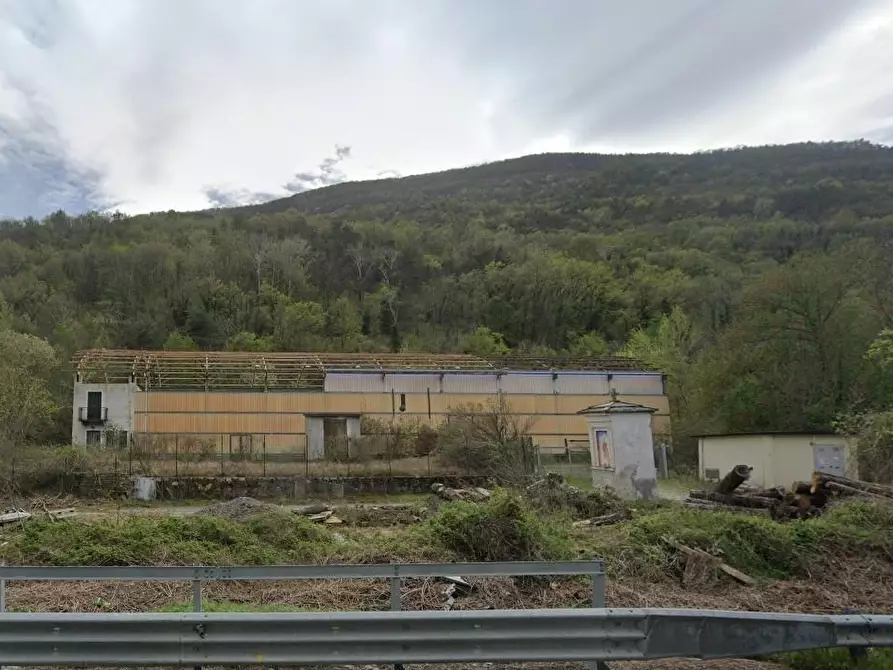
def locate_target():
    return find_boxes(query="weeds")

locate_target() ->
[1,512,333,565]
[775,648,893,670]
[583,501,893,581]
[422,488,574,561]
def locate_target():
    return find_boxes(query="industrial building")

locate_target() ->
[71,350,669,459]
[697,432,857,488]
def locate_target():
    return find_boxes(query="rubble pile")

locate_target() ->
[430,483,492,502]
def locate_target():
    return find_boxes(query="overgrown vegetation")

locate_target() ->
[775,648,893,670]
[433,399,537,483]
[0,512,334,565]
[421,489,574,561]
[586,501,893,581]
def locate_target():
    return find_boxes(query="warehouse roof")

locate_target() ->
[73,349,653,390]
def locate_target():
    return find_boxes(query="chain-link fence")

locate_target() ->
[74,431,476,478]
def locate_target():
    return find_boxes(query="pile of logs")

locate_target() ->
[811,472,893,502]
[684,464,893,521]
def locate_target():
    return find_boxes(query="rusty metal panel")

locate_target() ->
[612,373,664,395]
[324,373,387,393]
[554,373,610,395]
[441,374,499,394]
[498,373,554,395]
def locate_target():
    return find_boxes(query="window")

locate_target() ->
[85,430,101,447]
[117,431,129,449]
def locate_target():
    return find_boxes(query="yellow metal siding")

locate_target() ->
[135,389,669,450]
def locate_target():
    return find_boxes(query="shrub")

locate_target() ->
[2,512,333,566]
[424,489,573,561]
[434,398,536,482]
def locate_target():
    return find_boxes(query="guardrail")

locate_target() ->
[0,560,607,613]
[0,608,891,665]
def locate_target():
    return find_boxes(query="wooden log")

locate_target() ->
[689,490,779,509]
[660,536,756,586]
[826,481,893,500]
[753,487,785,501]
[812,472,893,499]
[791,481,812,495]
[715,465,753,494]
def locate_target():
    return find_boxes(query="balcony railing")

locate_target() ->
[78,406,108,424]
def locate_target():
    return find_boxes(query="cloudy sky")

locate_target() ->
[1,0,892,218]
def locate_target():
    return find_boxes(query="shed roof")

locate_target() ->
[577,399,657,415]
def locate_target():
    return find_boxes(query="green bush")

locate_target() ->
[424,489,573,561]
[599,501,893,580]
[2,512,333,566]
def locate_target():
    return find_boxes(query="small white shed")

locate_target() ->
[578,398,658,500]
[697,432,858,489]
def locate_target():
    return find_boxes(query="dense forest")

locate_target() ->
[3,140,893,467]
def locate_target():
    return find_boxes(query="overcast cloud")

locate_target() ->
[1,0,892,218]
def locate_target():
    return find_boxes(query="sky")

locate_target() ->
[1,0,892,218]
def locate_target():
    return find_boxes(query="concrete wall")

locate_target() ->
[588,412,658,500]
[71,382,136,446]
[698,434,857,488]
[53,473,493,500]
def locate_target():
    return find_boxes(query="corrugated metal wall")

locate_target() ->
[134,370,669,451]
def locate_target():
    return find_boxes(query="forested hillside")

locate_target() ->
[3,140,893,463]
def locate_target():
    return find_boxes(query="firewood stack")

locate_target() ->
[810,472,893,503]
[683,465,893,521]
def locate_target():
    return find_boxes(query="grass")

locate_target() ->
[0,512,337,565]
[775,648,893,670]
[578,500,893,581]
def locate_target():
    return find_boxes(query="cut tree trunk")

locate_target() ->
[812,472,893,499]
[715,465,753,494]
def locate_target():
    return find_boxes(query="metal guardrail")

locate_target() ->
[0,560,607,614]
[0,608,890,666]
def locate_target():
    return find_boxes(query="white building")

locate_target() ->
[697,432,857,489]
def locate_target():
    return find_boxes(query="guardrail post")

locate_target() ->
[390,563,403,670]
[590,560,605,608]
[588,560,609,670]
[193,579,203,613]
[193,577,203,670]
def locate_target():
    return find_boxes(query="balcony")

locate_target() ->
[78,406,108,424]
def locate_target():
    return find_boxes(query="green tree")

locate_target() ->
[0,328,58,446]
[163,331,199,351]
[458,326,510,357]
